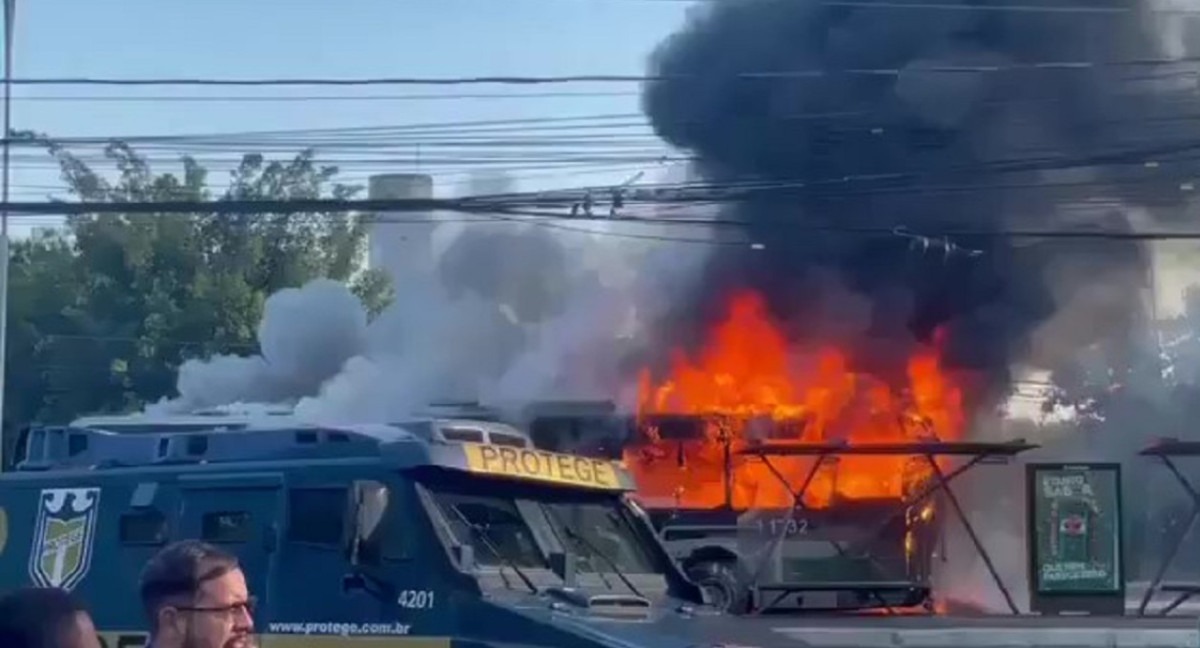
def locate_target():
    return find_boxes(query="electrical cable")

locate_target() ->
[9,53,1200,87]
[11,117,1200,178]
[7,196,1200,244]
[17,89,1200,151]
[6,91,641,103]
[525,0,1152,14]
[10,141,1200,217]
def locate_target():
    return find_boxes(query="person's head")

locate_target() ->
[0,587,101,648]
[139,540,255,648]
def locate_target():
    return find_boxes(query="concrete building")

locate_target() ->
[367,173,436,286]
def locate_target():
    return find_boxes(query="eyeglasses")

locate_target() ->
[174,596,256,618]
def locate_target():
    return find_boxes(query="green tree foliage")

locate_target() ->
[4,134,393,430]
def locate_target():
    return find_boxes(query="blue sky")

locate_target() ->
[3,0,692,234]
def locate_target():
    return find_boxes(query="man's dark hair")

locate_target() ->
[0,587,91,648]
[139,540,240,625]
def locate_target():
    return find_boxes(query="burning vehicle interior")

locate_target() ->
[522,290,1036,614]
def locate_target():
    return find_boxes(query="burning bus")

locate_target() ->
[510,291,977,613]
[519,406,942,613]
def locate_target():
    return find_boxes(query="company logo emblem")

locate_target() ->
[29,488,101,591]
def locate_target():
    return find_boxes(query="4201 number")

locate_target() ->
[397,589,435,609]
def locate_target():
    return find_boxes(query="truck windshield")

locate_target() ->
[418,471,661,576]
[431,490,549,569]
[541,500,657,574]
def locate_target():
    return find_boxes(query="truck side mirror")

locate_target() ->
[345,480,389,567]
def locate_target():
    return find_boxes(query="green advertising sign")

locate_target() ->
[1027,463,1123,596]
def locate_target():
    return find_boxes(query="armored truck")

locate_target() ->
[0,417,808,648]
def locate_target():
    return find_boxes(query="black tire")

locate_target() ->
[686,559,750,614]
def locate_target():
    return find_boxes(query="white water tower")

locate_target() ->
[367,173,436,287]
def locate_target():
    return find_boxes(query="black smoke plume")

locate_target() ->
[640,0,1195,406]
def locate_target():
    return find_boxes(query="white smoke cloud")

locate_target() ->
[482,275,629,405]
[148,278,368,415]
[151,166,716,422]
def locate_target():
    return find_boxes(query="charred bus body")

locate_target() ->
[501,401,942,614]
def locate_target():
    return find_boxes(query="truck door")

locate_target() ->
[178,475,283,620]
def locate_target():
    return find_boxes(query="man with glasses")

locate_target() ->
[138,540,256,648]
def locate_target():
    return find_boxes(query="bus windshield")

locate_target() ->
[418,471,661,577]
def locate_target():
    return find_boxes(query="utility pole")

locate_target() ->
[0,0,15,471]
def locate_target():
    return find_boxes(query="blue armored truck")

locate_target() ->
[0,417,811,648]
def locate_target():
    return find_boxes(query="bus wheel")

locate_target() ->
[686,560,749,614]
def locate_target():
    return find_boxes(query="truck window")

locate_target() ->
[120,510,167,545]
[542,502,657,574]
[68,433,88,457]
[288,487,346,546]
[202,511,252,543]
[352,481,409,562]
[418,472,668,578]
[429,492,548,570]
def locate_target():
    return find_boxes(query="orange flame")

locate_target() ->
[631,290,969,510]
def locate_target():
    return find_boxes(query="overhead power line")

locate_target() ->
[8,91,640,103]
[9,122,1200,184]
[0,198,458,215]
[19,88,1200,145]
[6,197,1200,242]
[2,112,648,145]
[10,56,1200,87]
[9,136,1200,211]
[547,0,1146,14]
[9,75,653,87]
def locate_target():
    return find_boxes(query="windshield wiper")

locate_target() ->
[447,505,538,594]
[545,508,645,600]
